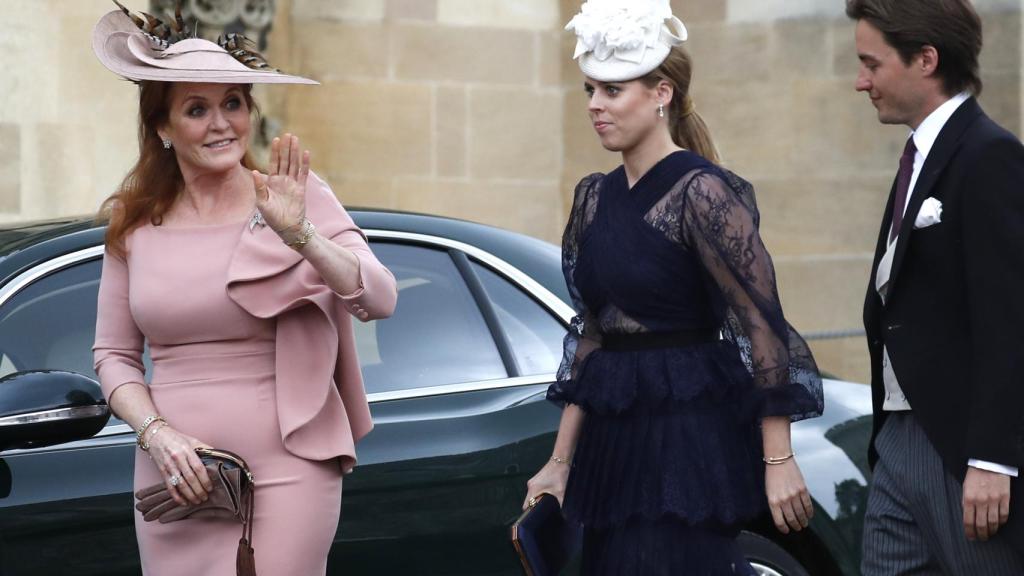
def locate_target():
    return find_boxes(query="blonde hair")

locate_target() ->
[641,47,720,164]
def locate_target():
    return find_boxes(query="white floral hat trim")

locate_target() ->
[566,0,687,82]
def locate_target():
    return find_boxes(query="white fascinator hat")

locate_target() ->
[565,0,688,82]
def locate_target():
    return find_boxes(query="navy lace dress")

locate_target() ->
[548,150,823,575]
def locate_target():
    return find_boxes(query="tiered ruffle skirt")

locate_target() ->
[548,341,765,575]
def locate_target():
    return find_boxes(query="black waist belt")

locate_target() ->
[601,329,719,352]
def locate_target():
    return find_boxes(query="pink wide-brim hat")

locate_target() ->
[92,9,318,85]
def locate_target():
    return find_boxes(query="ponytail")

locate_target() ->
[642,47,720,164]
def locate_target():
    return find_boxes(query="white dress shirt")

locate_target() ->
[875,92,1018,478]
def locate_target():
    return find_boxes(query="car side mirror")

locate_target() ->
[0,370,110,452]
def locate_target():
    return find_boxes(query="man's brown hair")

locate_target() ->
[846,0,983,96]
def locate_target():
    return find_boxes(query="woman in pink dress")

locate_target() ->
[90,6,397,575]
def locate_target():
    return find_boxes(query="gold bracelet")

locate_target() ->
[283,218,316,251]
[550,455,570,465]
[140,421,169,452]
[763,452,795,465]
[136,415,165,448]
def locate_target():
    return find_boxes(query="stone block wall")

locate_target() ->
[0,0,1021,383]
[273,0,566,242]
[0,0,140,222]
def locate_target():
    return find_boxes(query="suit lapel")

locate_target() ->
[882,98,984,297]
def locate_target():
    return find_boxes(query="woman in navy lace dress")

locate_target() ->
[523,2,824,574]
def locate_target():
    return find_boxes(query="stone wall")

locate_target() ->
[274,0,566,242]
[0,0,140,222]
[0,0,1021,383]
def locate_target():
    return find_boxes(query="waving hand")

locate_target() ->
[252,133,310,236]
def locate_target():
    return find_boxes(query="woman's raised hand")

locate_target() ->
[252,133,311,236]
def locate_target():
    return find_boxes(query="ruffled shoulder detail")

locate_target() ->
[226,172,385,468]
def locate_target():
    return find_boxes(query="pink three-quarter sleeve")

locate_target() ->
[93,249,146,403]
[332,215,397,321]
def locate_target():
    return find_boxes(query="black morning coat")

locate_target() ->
[863,97,1024,551]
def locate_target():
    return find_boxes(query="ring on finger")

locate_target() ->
[169,474,182,487]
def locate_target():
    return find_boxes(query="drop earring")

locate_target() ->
[658,104,665,118]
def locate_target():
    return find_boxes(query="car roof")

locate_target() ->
[0,210,570,303]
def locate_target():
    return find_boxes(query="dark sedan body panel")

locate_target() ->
[1,442,137,576]
[340,387,557,575]
[0,225,104,288]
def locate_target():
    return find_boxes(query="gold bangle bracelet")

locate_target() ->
[136,415,165,447]
[140,421,169,452]
[763,452,795,465]
[550,455,570,465]
[283,218,316,251]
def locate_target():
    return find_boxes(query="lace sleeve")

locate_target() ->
[681,169,823,421]
[548,173,604,404]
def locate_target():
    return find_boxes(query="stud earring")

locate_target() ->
[658,104,665,118]
[162,139,173,150]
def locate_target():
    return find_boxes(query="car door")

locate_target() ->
[333,238,568,576]
[0,251,141,576]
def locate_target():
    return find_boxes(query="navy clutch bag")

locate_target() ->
[510,493,583,576]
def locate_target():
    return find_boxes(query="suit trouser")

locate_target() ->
[861,412,1024,575]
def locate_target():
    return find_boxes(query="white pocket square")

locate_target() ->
[914,197,943,229]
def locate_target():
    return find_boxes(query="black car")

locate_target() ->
[0,211,872,576]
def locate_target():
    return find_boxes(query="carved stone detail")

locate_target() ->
[150,0,275,50]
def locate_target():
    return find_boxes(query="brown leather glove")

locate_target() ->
[135,448,258,576]
[134,448,252,523]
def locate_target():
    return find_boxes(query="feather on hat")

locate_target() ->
[94,1,317,85]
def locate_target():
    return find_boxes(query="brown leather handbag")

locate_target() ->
[134,447,256,576]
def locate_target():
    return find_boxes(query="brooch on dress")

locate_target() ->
[248,210,266,232]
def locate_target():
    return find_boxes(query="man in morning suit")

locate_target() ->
[848,0,1024,574]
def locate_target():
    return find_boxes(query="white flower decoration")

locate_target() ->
[566,0,685,64]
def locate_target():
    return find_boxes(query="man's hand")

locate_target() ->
[963,466,1011,541]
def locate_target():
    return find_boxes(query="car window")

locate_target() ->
[471,262,565,376]
[353,243,507,394]
[0,259,103,380]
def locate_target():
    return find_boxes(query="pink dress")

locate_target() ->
[94,175,397,576]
